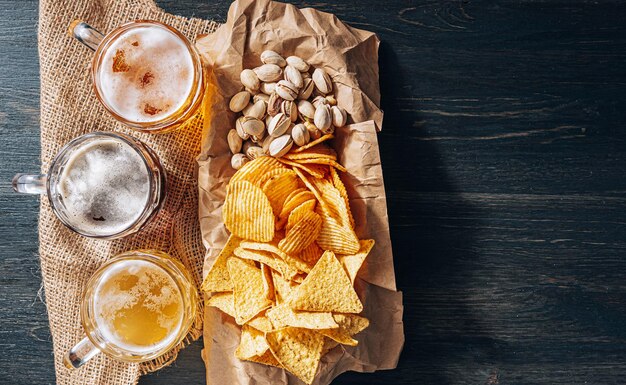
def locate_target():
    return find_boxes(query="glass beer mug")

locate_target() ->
[69,20,205,133]
[12,132,165,239]
[64,250,198,368]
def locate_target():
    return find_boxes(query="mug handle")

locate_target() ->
[64,336,101,369]
[12,174,47,195]
[69,20,104,51]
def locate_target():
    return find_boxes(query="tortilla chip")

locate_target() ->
[286,251,362,313]
[240,240,312,273]
[318,314,370,347]
[234,247,299,281]
[261,263,275,302]
[266,328,324,384]
[227,258,272,324]
[272,272,295,304]
[321,338,340,356]
[235,325,270,359]
[247,314,274,333]
[244,350,283,368]
[201,235,241,292]
[267,304,338,330]
[337,239,375,284]
[206,292,235,318]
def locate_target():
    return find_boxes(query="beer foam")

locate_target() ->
[97,25,195,123]
[93,260,184,353]
[57,138,150,236]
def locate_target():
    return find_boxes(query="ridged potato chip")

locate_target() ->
[261,170,301,215]
[286,251,362,313]
[227,258,272,325]
[201,235,240,292]
[277,157,327,178]
[266,328,325,384]
[329,166,355,229]
[278,211,322,255]
[286,199,317,232]
[279,190,316,220]
[295,157,347,172]
[291,134,334,152]
[284,144,337,160]
[223,181,274,242]
[316,206,360,255]
[240,240,312,273]
[298,241,324,265]
[230,156,287,187]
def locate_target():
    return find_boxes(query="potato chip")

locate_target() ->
[227,258,272,324]
[286,251,362,313]
[235,325,270,360]
[278,211,322,255]
[266,328,325,384]
[338,239,375,284]
[319,314,370,347]
[261,264,275,302]
[292,168,345,226]
[298,242,324,265]
[230,156,287,187]
[201,235,241,292]
[234,247,299,280]
[284,144,337,160]
[286,199,317,232]
[316,208,360,255]
[223,181,274,242]
[244,350,283,368]
[240,240,312,273]
[261,170,301,215]
[277,157,327,179]
[295,157,347,172]
[279,190,315,220]
[206,292,235,318]
[247,314,274,333]
[282,188,308,209]
[267,304,338,330]
[329,166,354,229]
[292,134,334,152]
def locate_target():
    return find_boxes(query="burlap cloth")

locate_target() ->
[37,0,218,384]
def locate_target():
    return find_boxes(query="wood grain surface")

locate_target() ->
[1,1,626,384]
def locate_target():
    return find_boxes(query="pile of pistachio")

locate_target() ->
[227,51,348,169]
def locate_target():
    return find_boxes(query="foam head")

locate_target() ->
[96,24,196,123]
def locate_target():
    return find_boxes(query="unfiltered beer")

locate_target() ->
[57,137,151,236]
[92,259,184,352]
[96,24,196,123]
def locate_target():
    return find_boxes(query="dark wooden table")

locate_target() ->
[3,1,626,384]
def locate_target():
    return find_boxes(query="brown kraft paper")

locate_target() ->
[196,1,404,384]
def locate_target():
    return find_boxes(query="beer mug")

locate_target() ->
[12,132,165,239]
[70,20,205,133]
[64,250,198,368]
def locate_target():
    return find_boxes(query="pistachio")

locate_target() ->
[235,117,250,140]
[240,69,260,91]
[227,129,243,154]
[268,92,283,116]
[265,114,273,129]
[260,82,276,95]
[325,95,337,106]
[229,91,250,113]
[253,93,269,104]
[291,123,310,146]
[260,50,286,67]
[254,64,282,82]
[312,68,332,95]
[281,100,298,122]
[268,112,291,137]
[298,78,314,100]
[286,56,310,72]
[269,134,293,158]
[331,106,347,128]
[243,100,267,120]
[251,129,266,144]
[242,140,253,155]
[262,135,274,154]
[304,121,321,140]
[231,153,249,170]
[301,71,311,79]
[297,100,316,120]
[312,95,328,109]
[284,65,303,89]
[246,145,266,160]
[314,104,332,132]
[276,80,298,101]
[241,117,265,137]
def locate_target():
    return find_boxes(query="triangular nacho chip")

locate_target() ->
[235,325,270,360]
[201,235,241,292]
[267,304,338,330]
[234,247,299,280]
[227,258,272,325]
[318,314,370,347]
[266,328,324,384]
[206,292,235,318]
[337,239,375,284]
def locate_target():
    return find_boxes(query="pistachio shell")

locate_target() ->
[240,69,260,91]
[312,95,328,109]
[291,123,310,146]
[229,91,250,113]
[241,117,265,137]
[331,106,347,128]
[246,145,266,160]
[260,82,276,95]
[268,92,283,116]
[297,100,316,120]
[227,129,243,154]
[243,100,267,120]
[260,50,286,67]
[253,93,269,104]
[281,100,298,122]
[304,121,321,140]
[325,95,337,106]
[231,153,249,170]
[269,134,293,158]
[235,117,250,140]
[284,65,303,89]
[275,80,298,101]
[286,56,310,72]
[254,64,283,82]
[298,78,315,100]
[262,135,274,154]
[314,104,332,132]
[312,68,332,94]
[268,112,291,137]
